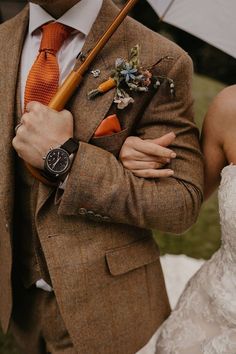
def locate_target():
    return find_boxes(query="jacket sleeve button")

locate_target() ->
[95,214,103,220]
[78,208,87,215]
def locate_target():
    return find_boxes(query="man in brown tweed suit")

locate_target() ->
[0,0,203,353]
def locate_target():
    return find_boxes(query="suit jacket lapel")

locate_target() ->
[0,6,29,228]
[69,0,127,142]
[0,0,128,218]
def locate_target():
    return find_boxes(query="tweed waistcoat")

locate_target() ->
[13,75,51,288]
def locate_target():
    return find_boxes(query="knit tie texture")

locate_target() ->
[24,22,72,110]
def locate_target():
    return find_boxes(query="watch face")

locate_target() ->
[45,148,70,175]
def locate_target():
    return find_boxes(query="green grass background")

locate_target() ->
[155,74,224,260]
[0,74,225,353]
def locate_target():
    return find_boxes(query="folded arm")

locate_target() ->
[58,53,204,233]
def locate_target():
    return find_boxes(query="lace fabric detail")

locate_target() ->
[155,165,236,354]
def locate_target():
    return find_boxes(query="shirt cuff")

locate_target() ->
[36,279,53,292]
[59,173,69,190]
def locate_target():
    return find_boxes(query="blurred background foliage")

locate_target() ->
[118,0,236,85]
[0,0,234,353]
[155,74,224,260]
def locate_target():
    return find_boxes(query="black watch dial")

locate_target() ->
[45,148,70,175]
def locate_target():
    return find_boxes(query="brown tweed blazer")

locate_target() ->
[0,1,204,353]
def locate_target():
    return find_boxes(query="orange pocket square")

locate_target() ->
[94,114,121,137]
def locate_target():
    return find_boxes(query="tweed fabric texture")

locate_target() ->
[0,1,204,353]
[24,22,71,109]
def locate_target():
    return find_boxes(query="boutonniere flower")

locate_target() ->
[88,45,175,110]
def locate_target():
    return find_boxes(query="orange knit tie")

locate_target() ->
[24,22,72,111]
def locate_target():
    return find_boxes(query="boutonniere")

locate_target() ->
[88,45,175,110]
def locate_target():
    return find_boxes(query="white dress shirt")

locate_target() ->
[21,0,103,292]
[21,0,103,108]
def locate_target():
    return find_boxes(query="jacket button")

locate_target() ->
[79,208,87,215]
[95,214,103,220]
[87,211,95,217]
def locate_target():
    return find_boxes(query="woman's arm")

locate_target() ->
[203,85,236,198]
[120,85,236,200]
[201,94,226,199]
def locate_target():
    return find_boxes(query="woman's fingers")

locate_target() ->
[120,140,176,162]
[133,139,176,158]
[119,135,177,175]
[151,132,176,147]
[123,160,166,171]
[123,149,171,163]
[132,168,174,178]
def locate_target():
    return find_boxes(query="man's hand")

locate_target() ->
[12,101,74,170]
[119,132,176,178]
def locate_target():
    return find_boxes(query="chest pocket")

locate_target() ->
[90,128,129,157]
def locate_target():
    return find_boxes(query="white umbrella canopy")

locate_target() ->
[147,0,236,59]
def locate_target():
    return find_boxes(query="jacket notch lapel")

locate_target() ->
[0,6,29,226]
[38,0,128,211]
[69,0,127,143]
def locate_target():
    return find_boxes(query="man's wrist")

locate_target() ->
[42,138,79,183]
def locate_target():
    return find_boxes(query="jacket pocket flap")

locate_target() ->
[106,237,159,276]
[90,128,129,157]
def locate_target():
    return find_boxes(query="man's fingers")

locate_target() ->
[26,101,46,113]
[132,168,174,178]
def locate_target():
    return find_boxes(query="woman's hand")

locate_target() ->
[119,132,176,178]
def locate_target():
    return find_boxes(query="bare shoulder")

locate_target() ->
[203,85,236,139]
[203,85,236,165]
[208,85,236,118]
[201,86,236,197]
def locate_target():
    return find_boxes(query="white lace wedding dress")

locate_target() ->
[155,165,236,354]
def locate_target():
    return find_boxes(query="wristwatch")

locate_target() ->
[42,138,79,182]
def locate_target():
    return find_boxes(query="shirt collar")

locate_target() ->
[29,0,103,36]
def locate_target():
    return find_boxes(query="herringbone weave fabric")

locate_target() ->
[24,22,71,110]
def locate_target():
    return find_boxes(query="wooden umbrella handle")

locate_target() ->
[49,0,139,111]
[25,0,139,185]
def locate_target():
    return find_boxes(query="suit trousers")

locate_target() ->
[10,280,76,354]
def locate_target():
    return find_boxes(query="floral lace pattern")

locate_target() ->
[155,165,236,354]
